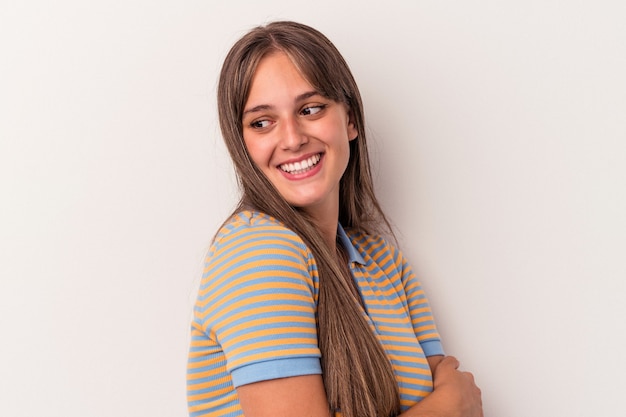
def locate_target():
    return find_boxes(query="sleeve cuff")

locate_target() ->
[231,357,322,388]
[421,339,445,357]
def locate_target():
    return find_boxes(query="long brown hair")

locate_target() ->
[217,21,400,417]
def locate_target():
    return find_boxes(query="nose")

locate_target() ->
[279,117,307,150]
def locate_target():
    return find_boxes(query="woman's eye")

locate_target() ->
[301,105,325,116]
[250,119,271,129]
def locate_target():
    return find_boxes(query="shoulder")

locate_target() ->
[204,211,316,287]
[198,210,319,309]
[194,211,321,351]
[212,210,310,257]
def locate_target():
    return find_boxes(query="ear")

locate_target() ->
[347,110,358,141]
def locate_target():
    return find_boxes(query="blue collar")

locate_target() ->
[337,224,366,265]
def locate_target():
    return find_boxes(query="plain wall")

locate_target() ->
[1,1,625,416]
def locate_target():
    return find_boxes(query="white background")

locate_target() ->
[1,1,625,416]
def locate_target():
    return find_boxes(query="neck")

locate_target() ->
[302,193,340,250]
[319,220,338,251]
[304,207,338,250]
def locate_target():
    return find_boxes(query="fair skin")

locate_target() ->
[239,52,483,417]
[238,356,482,417]
[242,51,356,246]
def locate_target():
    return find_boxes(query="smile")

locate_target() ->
[279,154,321,175]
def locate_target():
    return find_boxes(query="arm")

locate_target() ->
[236,357,483,417]
[233,230,481,417]
[237,375,331,417]
[391,243,481,416]
[427,354,444,374]
[392,246,444,357]
[402,356,483,417]
[187,216,324,415]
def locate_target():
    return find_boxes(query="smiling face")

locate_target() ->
[242,52,357,221]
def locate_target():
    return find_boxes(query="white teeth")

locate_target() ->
[280,154,321,174]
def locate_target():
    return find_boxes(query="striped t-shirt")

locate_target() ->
[187,211,444,416]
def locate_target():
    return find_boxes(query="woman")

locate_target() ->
[187,21,482,417]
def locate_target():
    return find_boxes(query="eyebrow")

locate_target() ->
[243,91,322,116]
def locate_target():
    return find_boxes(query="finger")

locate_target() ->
[433,356,461,380]
[439,355,460,370]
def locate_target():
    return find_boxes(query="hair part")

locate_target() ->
[217,21,400,417]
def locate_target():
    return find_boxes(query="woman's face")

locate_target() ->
[242,51,357,220]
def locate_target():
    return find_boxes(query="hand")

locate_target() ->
[403,356,483,417]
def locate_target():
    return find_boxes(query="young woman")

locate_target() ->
[187,21,483,417]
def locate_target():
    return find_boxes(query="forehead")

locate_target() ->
[246,52,315,100]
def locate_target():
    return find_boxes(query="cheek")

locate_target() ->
[340,141,351,169]
[243,137,271,168]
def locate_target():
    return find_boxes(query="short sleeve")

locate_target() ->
[194,214,322,387]
[397,251,445,357]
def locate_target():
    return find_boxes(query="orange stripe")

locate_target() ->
[228,347,320,369]
[225,325,318,347]
[219,315,315,339]
[200,248,311,297]
[227,337,319,359]
[197,277,312,312]
[187,354,225,369]
[200,304,314,333]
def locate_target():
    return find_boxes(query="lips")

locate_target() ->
[279,153,321,175]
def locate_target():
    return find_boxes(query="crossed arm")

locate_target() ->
[237,354,483,417]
